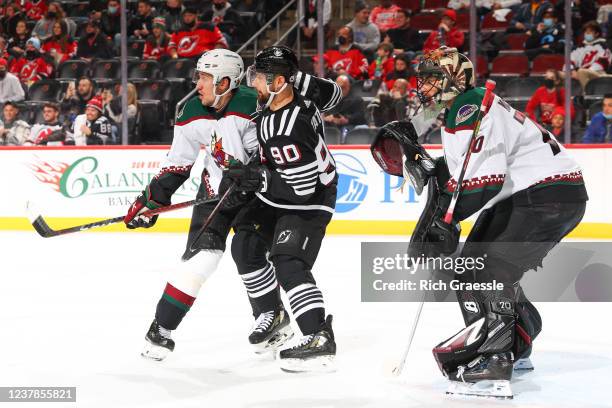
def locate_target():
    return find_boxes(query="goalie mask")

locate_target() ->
[416,47,475,104]
[370,121,437,195]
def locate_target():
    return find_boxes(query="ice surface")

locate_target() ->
[1,232,611,408]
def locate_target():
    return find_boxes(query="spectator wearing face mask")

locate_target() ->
[569,21,611,89]
[33,2,76,41]
[509,0,552,33]
[0,58,25,104]
[100,0,126,42]
[526,68,575,126]
[423,9,465,53]
[314,26,369,80]
[525,7,564,59]
[77,20,114,61]
[582,94,612,143]
[8,37,54,86]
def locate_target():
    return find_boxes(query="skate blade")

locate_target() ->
[446,380,513,399]
[279,355,336,373]
[514,357,534,371]
[252,324,295,355]
[141,339,171,361]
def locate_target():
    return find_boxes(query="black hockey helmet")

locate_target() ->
[250,45,298,84]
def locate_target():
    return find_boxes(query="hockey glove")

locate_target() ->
[224,161,269,192]
[218,174,254,210]
[124,187,168,229]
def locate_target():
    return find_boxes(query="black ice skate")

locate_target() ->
[141,319,175,361]
[249,308,294,354]
[278,315,336,373]
[446,352,514,399]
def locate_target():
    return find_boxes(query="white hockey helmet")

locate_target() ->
[194,49,245,107]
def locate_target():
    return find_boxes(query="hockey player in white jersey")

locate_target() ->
[371,47,587,398]
[123,49,342,361]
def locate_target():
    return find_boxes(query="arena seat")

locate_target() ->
[490,54,529,76]
[481,11,512,32]
[56,60,90,80]
[531,54,564,75]
[504,77,542,100]
[585,77,612,100]
[128,59,161,80]
[134,79,170,101]
[162,58,196,79]
[27,79,62,102]
[411,13,439,31]
[92,59,121,82]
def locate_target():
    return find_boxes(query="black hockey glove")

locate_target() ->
[224,161,270,192]
[217,174,254,210]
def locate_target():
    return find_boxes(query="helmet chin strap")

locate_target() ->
[211,80,233,110]
[263,82,288,110]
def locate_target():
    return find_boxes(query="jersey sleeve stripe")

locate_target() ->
[175,114,215,126]
[269,112,275,137]
[300,73,311,96]
[277,109,290,136]
[255,192,335,213]
[277,160,318,175]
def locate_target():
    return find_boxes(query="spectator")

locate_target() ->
[423,9,465,52]
[24,0,48,22]
[159,0,184,33]
[582,94,612,143]
[201,0,245,47]
[509,0,552,33]
[100,0,124,43]
[76,20,114,61]
[1,4,24,38]
[72,96,113,145]
[548,107,570,140]
[33,2,76,41]
[347,2,381,56]
[315,26,369,80]
[526,69,575,126]
[569,21,611,89]
[323,75,366,135]
[0,102,30,145]
[0,36,9,60]
[370,0,402,34]
[554,0,597,33]
[88,0,109,21]
[128,0,157,40]
[28,102,67,145]
[293,0,332,47]
[448,0,521,15]
[60,76,96,120]
[384,8,420,60]
[8,37,54,86]
[143,17,173,60]
[0,58,25,103]
[367,77,411,126]
[368,43,395,81]
[525,7,564,59]
[42,21,77,65]
[169,7,227,58]
[102,83,138,142]
[384,54,416,90]
[7,20,30,60]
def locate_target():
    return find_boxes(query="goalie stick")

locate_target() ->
[26,196,220,238]
[391,80,497,377]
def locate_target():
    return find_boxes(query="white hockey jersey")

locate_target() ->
[570,38,611,72]
[441,87,587,221]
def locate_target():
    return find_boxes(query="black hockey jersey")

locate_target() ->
[255,92,338,213]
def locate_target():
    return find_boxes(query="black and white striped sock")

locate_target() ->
[239,262,281,316]
[286,283,325,334]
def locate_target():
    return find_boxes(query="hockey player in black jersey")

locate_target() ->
[224,46,338,372]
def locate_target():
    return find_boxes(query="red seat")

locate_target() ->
[476,55,489,77]
[481,11,513,31]
[394,0,421,13]
[422,0,447,10]
[411,12,440,31]
[504,33,528,50]
[456,11,470,30]
[491,54,529,76]
[531,54,565,75]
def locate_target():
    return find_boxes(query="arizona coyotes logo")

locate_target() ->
[210,130,234,168]
[178,36,199,54]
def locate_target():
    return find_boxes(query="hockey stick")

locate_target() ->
[390,81,497,377]
[443,80,496,224]
[188,151,258,252]
[26,196,221,238]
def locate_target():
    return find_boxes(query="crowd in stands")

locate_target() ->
[0,0,611,146]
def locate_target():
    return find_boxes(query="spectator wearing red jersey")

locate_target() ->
[526,69,575,126]
[368,42,395,81]
[8,37,54,86]
[169,7,227,59]
[423,9,465,52]
[24,0,48,21]
[143,17,173,61]
[384,54,416,90]
[314,26,368,80]
[370,0,401,34]
[42,20,77,65]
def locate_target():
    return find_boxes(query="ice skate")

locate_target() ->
[249,308,294,354]
[446,352,514,399]
[278,315,336,373]
[141,320,175,361]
